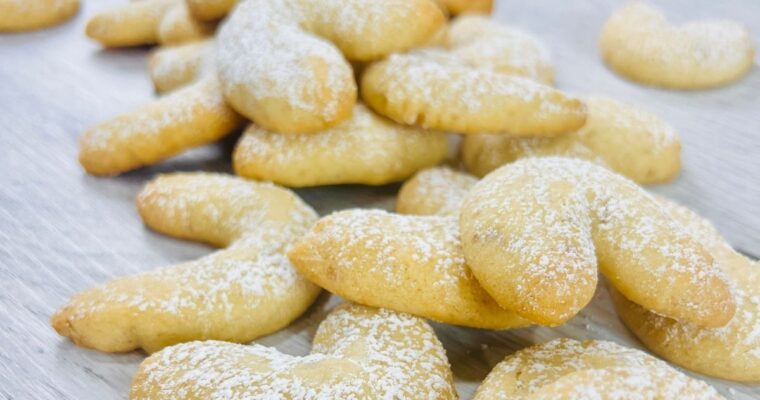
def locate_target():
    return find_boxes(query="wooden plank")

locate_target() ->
[0,0,757,398]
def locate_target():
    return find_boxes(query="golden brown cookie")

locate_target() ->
[461,96,682,184]
[148,40,214,93]
[599,1,754,89]
[233,105,448,187]
[289,209,528,329]
[397,166,476,216]
[460,157,734,326]
[0,0,79,32]
[130,303,457,399]
[216,0,445,133]
[52,173,320,353]
[473,338,724,399]
[612,197,760,382]
[79,77,242,176]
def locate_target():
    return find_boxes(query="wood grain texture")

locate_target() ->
[0,0,758,398]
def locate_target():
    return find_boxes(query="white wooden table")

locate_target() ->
[0,0,758,398]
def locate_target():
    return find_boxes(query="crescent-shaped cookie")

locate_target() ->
[0,0,79,32]
[473,338,724,399]
[611,197,760,382]
[216,0,445,133]
[599,1,754,89]
[397,166,477,217]
[289,209,528,329]
[87,0,212,48]
[233,104,448,187]
[130,303,457,399]
[52,173,321,353]
[461,96,682,184]
[79,76,242,176]
[460,157,734,326]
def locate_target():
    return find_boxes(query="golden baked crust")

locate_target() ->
[461,96,682,184]
[52,173,320,353]
[612,197,760,382]
[216,0,445,133]
[148,40,214,93]
[233,104,448,187]
[599,1,754,89]
[78,77,242,176]
[289,209,528,329]
[129,303,457,399]
[460,157,734,326]
[397,166,477,216]
[473,339,724,399]
[0,0,79,32]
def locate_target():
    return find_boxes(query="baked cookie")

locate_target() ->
[79,77,242,176]
[289,209,528,329]
[233,104,448,187]
[437,0,492,15]
[599,1,754,89]
[0,0,79,32]
[362,14,584,138]
[148,40,214,93]
[461,96,682,184]
[130,303,457,399]
[216,0,445,133]
[473,338,724,399]
[87,0,213,47]
[460,157,734,326]
[52,173,321,353]
[612,197,760,382]
[397,166,476,217]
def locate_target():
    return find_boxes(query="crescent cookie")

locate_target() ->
[460,157,734,327]
[87,0,213,48]
[599,1,754,89]
[216,0,445,133]
[362,15,584,137]
[397,166,477,217]
[233,104,448,187]
[461,96,682,184]
[51,173,321,353]
[0,0,79,32]
[79,76,243,176]
[473,338,724,399]
[289,209,529,329]
[130,303,457,399]
[611,197,760,382]
[148,40,214,93]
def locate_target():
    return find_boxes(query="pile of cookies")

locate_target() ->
[43,0,757,398]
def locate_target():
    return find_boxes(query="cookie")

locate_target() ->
[130,303,457,399]
[52,173,320,353]
[599,1,754,89]
[216,0,445,133]
[148,40,214,93]
[461,96,682,184]
[233,104,448,187]
[0,0,79,32]
[288,209,528,329]
[396,166,476,217]
[473,338,724,399]
[79,77,242,176]
[460,157,734,326]
[612,197,760,382]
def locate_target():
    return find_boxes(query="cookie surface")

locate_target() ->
[473,338,724,399]
[52,173,320,353]
[130,303,457,399]
[0,0,79,32]
[461,96,681,183]
[599,1,754,89]
[612,197,760,382]
[397,166,477,217]
[460,157,734,326]
[233,104,448,187]
[289,209,528,329]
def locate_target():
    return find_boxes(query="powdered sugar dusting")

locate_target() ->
[132,304,456,399]
[397,166,476,217]
[474,339,723,399]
